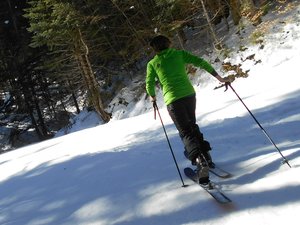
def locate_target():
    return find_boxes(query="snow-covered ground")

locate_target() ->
[1,3,300,225]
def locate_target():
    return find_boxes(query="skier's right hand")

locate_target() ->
[222,75,235,83]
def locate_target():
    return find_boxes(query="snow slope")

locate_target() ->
[1,3,300,225]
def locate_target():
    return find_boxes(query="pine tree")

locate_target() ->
[0,0,53,138]
[25,0,111,122]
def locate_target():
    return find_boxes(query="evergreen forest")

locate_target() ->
[0,0,285,151]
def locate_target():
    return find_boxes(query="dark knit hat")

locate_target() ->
[149,35,171,52]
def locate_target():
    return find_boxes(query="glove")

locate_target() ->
[223,75,235,83]
[150,96,156,102]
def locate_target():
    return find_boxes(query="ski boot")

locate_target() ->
[202,151,215,169]
[195,154,211,187]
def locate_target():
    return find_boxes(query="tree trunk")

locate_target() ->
[25,73,49,138]
[40,76,56,118]
[75,28,111,122]
[32,93,49,137]
[67,78,80,114]
[229,0,242,25]
[199,0,223,50]
[23,92,43,139]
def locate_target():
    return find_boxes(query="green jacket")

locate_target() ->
[146,48,215,105]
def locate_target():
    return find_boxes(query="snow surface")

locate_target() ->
[1,4,300,225]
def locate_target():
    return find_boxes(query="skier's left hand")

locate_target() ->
[150,96,156,102]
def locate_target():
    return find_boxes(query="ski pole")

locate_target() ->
[153,102,188,187]
[224,82,291,168]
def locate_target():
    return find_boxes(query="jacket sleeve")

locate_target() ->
[181,50,215,74]
[146,62,157,97]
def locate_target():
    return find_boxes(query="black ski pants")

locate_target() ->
[167,94,211,162]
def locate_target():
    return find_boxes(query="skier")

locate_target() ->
[146,35,234,185]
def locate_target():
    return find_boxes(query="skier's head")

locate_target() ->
[150,35,171,52]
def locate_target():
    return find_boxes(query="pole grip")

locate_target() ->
[153,102,157,120]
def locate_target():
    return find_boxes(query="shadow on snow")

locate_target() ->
[0,90,300,224]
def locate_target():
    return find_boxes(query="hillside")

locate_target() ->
[0,2,300,225]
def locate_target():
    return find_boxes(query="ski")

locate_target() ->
[184,167,232,204]
[183,150,231,178]
[209,166,231,178]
